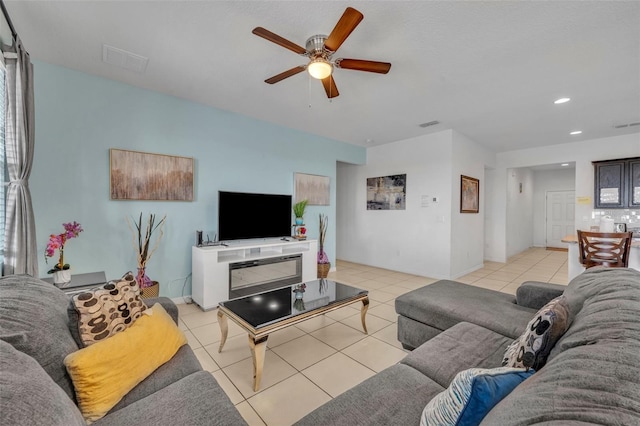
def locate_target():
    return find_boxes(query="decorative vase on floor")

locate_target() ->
[317,263,331,279]
[136,267,153,288]
[52,269,72,285]
[141,281,160,299]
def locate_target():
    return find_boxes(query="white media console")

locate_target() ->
[191,238,318,310]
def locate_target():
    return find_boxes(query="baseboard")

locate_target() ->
[452,263,489,280]
[171,296,193,305]
[546,247,568,252]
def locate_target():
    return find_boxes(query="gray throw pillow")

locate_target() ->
[0,340,85,426]
[0,275,80,401]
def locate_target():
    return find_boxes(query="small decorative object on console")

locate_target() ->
[293,199,308,225]
[127,213,166,291]
[44,221,83,284]
[318,213,330,278]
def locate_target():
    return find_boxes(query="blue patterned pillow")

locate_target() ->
[420,367,534,426]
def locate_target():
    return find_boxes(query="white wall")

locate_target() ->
[337,129,494,279]
[505,168,534,257]
[532,168,575,247]
[487,133,640,262]
[484,168,501,261]
[337,130,455,279]
[450,131,495,277]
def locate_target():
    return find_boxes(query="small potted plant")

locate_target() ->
[293,200,308,225]
[44,221,83,284]
[317,213,330,278]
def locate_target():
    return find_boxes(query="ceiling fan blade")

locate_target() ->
[252,27,307,55]
[321,75,340,98]
[324,7,364,52]
[335,58,392,74]
[265,66,306,84]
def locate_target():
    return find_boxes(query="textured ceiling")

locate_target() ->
[4,1,640,151]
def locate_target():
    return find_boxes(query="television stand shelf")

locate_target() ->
[192,238,318,310]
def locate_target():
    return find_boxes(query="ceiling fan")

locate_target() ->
[252,7,391,99]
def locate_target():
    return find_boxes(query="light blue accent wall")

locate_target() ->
[31,61,365,298]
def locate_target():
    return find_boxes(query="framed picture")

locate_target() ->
[460,175,479,213]
[294,173,330,205]
[110,149,194,201]
[366,174,406,210]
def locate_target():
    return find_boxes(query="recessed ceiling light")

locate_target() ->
[554,97,571,104]
[570,130,582,135]
[561,163,569,167]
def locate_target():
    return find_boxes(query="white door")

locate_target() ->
[546,191,575,248]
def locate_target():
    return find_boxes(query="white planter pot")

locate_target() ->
[52,270,72,284]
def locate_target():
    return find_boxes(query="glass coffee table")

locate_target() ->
[217,279,369,391]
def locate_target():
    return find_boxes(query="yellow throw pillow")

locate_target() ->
[64,303,187,423]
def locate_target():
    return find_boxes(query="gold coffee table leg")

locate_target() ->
[217,310,228,353]
[361,297,369,334]
[249,335,268,392]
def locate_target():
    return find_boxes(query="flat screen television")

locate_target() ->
[218,191,292,241]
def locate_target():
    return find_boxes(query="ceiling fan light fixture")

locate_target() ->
[308,58,333,80]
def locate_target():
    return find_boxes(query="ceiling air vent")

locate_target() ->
[102,44,149,73]
[419,120,440,128]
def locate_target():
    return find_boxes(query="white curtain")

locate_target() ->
[3,36,37,276]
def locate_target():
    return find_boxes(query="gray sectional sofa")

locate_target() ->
[297,267,640,425]
[0,275,247,426]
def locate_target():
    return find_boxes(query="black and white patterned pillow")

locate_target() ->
[503,295,569,370]
[69,272,147,347]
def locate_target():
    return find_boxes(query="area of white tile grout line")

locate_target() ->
[177,247,569,425]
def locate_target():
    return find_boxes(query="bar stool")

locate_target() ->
[577,230,633,269]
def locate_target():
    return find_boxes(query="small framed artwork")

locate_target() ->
[294,173,330,205]
[110,149,194,201]
[366,174,406,210]
[460,175,479,213]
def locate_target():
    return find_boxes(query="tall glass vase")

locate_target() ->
[136,267,153,289]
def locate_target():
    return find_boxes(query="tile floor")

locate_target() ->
[177,247,569,425]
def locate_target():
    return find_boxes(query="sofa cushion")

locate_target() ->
[549,267,640,361]
[402,322,513,388]
[395,280,536,341]
[110,344,202,412]
[481,268,640,425]
[397,315,443,350]
[515,281,566,310]
[502,295,569,370]
[69,271,147,347]
[0,340,85,426]
[421,366,534,426]
[64,303,187,422]
[0,275,79,401]
[93,371,248,426]
[295,364,445,426]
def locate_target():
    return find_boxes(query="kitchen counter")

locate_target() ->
[562,234,640,280]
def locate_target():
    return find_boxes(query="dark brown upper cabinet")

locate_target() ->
[593,157,640,209]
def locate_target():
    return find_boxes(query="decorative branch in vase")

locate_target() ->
[317,213,330,278]
[44,221,83,284]
[127,213,166,289]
